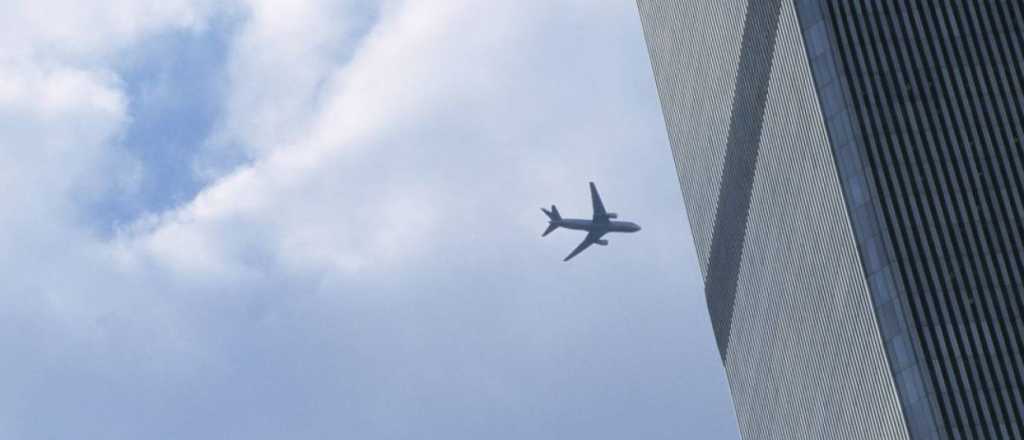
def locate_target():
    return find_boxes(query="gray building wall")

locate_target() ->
[793,2,942,438]
[637,1,910,438]
[800,1,1024,438]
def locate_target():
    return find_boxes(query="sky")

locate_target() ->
[1,1,738,438]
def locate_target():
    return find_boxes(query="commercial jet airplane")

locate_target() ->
[541,182,641,261]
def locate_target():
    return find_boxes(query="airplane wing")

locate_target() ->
[590,182,608,223]
[564,231,600,262]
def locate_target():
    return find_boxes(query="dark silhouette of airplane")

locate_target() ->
[541,182,641,261]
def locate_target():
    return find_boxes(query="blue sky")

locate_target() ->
[1,1,737,438]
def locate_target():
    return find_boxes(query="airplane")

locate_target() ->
[541,182,641,261]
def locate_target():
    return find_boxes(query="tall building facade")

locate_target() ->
[637,1,1024,438]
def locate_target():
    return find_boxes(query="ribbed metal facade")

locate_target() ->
[638,1,908,438]
[640,0,1024,439]
[793,1,942,437]
[636,0,746,277]
[806,1,1024,438]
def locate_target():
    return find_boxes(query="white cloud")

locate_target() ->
[0,1,734,438]
[212,0,368,157]
[0,0,656,361]
[0,0,214,62]
[130,0,649,277]
[0,0,223,407]
[130,0,487,278]
[0,0,218,229]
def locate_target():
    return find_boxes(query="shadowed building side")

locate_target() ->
[796,1,1024,437]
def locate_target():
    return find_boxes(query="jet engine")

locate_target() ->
[595,239,609,246]
[606,213,618,219]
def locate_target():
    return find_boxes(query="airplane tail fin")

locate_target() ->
[542,205,561,221]
[541,205,561,237]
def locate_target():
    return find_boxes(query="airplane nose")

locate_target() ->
[634,224,642,232]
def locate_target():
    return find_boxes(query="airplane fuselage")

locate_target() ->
[552,218,641,235]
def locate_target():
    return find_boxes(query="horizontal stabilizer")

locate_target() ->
[542,205,561,237]
[542,223,558,237]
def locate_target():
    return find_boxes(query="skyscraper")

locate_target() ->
[637,1,1024,438]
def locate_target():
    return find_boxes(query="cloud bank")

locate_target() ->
[0,1,737,438]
